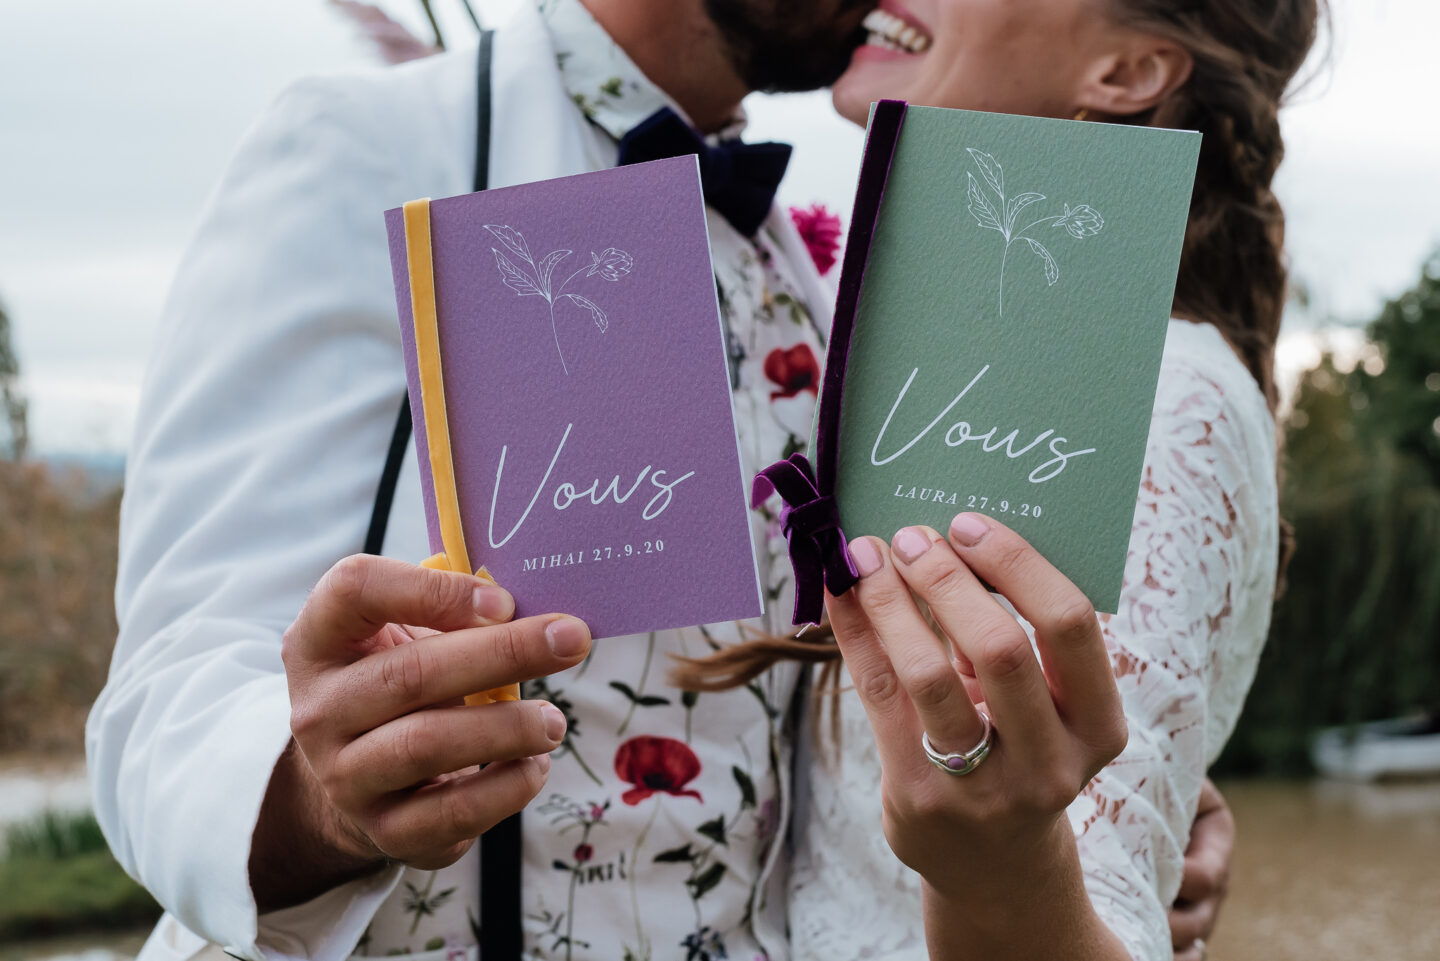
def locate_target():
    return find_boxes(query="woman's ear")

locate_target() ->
[1076,35,1193,119]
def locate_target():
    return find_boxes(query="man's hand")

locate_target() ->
[1170,777,1235,960]
[249,554,591,910]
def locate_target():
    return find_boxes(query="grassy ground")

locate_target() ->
[0,811,160,944]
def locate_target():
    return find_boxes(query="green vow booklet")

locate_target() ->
[832,106,1201,613]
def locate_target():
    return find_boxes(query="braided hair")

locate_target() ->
[1117,0,1323,416]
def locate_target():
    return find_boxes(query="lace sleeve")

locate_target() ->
[1071,321,1279,961]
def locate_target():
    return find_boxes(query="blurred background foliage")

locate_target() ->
[0,459,120,754]
[1,297,30,461]
[1215,250,1440,775]
[2,292,124,756]
[2,299,147,939]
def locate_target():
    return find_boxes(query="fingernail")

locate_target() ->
[473,586,512,621]
[536,752,552,774]
[540,703,566,742]
[848,538,883,578]
[545,616,590,658]
[950,513,990,547]
[892,526,934,565]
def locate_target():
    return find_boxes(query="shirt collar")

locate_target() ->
[538,0,748,143]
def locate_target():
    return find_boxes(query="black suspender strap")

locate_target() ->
[473,29,494,195]
[481,811,523,961]
[362,399,412,556]
[468,30,523,961]
[363,29,523,961]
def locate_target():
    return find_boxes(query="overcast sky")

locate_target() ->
[2,0,1437,453]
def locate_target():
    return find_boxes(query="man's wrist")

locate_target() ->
[249,740,389,912]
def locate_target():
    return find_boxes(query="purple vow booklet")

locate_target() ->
[384,157,761,639]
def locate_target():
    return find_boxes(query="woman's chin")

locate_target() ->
[831,50,926,126]
[830,83,871,127]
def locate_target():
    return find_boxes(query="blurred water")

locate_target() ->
[12,949,136,961]
[1208,779,1440,960]
[0,933,149,961]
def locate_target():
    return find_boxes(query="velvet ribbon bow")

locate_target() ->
[752,454,858,627]
[751,100,910,626]
[617,107,791,237]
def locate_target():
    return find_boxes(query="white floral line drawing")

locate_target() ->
[963,147,1104,318]
[485,224,634,374]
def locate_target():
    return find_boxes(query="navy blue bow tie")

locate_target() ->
[617,107,792,237]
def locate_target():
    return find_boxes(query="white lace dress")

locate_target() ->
[788,318,1280,961]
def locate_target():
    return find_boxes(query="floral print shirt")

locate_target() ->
[355,2,830,959]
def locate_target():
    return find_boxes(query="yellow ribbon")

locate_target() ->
[403,198,520,704]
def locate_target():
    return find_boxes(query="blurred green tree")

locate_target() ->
[1357,253,1440,482]
[0,294,29,460]
[1218,252,1440,775]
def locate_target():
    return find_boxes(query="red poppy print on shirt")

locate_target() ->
[614,736,704,805]
[763,344,820,402]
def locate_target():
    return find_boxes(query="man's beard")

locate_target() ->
[702,0,877,93]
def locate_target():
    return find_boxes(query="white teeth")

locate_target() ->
[862,10,889,30]
[861,9,932,54]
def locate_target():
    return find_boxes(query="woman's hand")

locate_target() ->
[828,512,1129,902]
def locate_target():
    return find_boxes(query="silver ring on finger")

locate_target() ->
[922,710,994,776]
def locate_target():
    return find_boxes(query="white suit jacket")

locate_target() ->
[86,4,833,961]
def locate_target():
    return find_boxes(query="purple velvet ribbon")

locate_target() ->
[752,99,909,626]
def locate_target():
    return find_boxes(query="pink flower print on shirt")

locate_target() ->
[789,204,843,275]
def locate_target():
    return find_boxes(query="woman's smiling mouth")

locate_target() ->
[862,3,933,54]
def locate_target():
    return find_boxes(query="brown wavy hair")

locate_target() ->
[671,0,1324,695]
